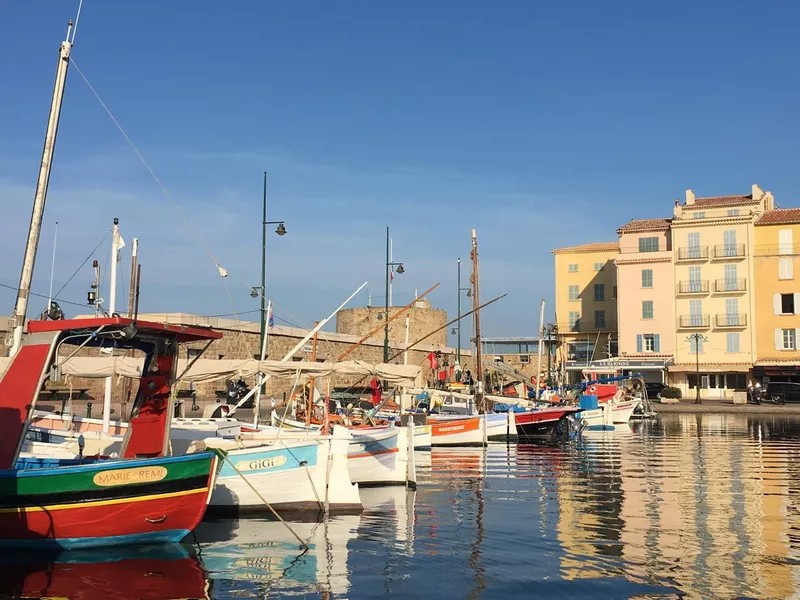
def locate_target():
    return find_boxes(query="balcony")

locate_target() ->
[714,278,746,293]
[712,244,746,260]
[715,313,747,328]
[678,315,710,329]
[677,280,709,295]
[677,246,709,261]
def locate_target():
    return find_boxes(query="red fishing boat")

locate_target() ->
[0,317,222,549]
[513,406,581,438]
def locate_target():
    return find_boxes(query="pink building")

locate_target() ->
[614,218,674,382]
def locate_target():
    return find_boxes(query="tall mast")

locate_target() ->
[471,229,485,412]
[536,299,546,399]
[102,218,121,434]
[9,21,74,355]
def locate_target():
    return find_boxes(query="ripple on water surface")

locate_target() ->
[3,414,800,599]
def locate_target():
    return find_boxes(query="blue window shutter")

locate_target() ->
[636,334,643,353]
[654,334,660,353]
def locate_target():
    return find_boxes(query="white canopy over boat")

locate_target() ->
[0,356,422,386]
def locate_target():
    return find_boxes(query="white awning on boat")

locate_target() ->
[0,356,421,386]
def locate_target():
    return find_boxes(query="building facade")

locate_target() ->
[668,186,772,398]
[614,218,674,382]
[753,209,800,383]
[552,242,619,382]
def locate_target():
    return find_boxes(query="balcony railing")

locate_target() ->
[714,278,747,293]
[712,244,746,259]
[677,280,709,294]
[678,315,710,328]
[677,246,709,261]
[566,320,618,333]
[715,313,747,328]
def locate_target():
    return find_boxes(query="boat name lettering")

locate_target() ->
[237,455,288,471]
[93,466,168,486]
[438,425,465,433]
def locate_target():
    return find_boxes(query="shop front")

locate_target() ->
[566,358,671,384]
[668,364,751,400]
[752,365,800,385]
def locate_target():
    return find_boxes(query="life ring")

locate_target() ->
[589,385,597,393]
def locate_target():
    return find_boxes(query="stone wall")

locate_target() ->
[336,302,448,348]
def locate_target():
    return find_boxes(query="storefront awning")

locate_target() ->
[567,358,671,371]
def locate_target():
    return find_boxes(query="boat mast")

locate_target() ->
[535,298,545,399]
[9,21,74,355]
[471,229,485,412]
[102,217,121,434]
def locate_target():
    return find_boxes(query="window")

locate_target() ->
[595,310,606,328]
[688,266,702,292]
[612,285,617,299]
[568,263,578,273]
[779,257,793,280]
[568,311,580,331]
[639,237,659,252]
[519,354,530,363]
[693,212,706,219]
[594,262,604,271]
[723,230,737,256]
[292,356,303,362]
[641,269,653,288]
[642,300,654,319]
[594,284,605,301]
[689,336,705,354]
[187,348,202,359]
[783,329,796,351]
[725,298,739,325]
[779,229,793,255]
[568,285,579,301]
[728,209,740,217]
[689,299,703,326]
[726,333,740,353]
[782,293,795,315]
[724,264,737,290]
[687,232,701,258]
[635,334,659,353]
[688,373,698,389]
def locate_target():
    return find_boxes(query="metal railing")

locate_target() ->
[677,246,709,261]
[714,278,746,292]
[677,280,709,294]
[712,244,746,259]
[678,315,710,328]
[715,314,747,328]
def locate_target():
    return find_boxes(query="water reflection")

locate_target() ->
[0,544,207,600]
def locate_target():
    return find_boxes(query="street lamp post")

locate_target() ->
[383,226,405,362]
[686,333,707,404]
[256,172,287,357]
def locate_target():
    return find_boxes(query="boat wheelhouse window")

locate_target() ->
[639,237,660,252]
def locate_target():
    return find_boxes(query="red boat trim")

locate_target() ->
[0,487,208,514]
[348,447,400,460]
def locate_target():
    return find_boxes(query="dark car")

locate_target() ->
[644,382,667,399]
[764,382,800,404]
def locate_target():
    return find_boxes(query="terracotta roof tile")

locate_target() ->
[691,194,756,207]
[616,218,672,234]
[756,208,800,226]
[552,242,619,254]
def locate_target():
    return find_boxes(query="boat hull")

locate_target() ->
[0,452,217,549]
[610,400,638,424]
[207,438,361,515]
[429,416,485,446]
[514,407,579,438]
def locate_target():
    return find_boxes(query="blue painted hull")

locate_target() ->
[2,530,192,550]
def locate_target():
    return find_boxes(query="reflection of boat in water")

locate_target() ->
[195,486,416,596]
[0,544,208,600]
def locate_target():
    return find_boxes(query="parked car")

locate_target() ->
[644,382,667,399]
[764,382,800,404]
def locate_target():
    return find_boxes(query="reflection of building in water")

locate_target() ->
[556,415,797,598]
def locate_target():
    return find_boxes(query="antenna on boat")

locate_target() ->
[46,221,59,317]
[7,20,74,355]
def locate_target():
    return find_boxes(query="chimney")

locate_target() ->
[673,199,681,218]
[685,189,695,205]
[752,184,764,200]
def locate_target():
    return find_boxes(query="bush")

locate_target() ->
[660,386,682,399]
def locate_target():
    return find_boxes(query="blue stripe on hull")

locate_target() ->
[218,444,318,478]
[0,530,191,550]
[349,433,398,457]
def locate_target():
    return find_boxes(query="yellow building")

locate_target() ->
[753,208,800,383]
[552,242,619,383]
[668,185,773,398]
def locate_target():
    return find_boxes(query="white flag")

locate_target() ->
[116,235,126,262]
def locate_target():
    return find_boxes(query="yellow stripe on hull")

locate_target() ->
[0,486,209,514]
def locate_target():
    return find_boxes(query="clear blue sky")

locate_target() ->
[1,1,798,343]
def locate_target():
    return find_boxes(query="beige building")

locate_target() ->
[552,242,619,382]
[753,209,800,383]
[669,185,773,398]
[614,218,674,382]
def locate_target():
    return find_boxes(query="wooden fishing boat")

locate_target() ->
[0,317,222,549]
[428,414,486,446]
[513,406,581,438]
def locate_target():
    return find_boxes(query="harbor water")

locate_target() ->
[3,413,800,599]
